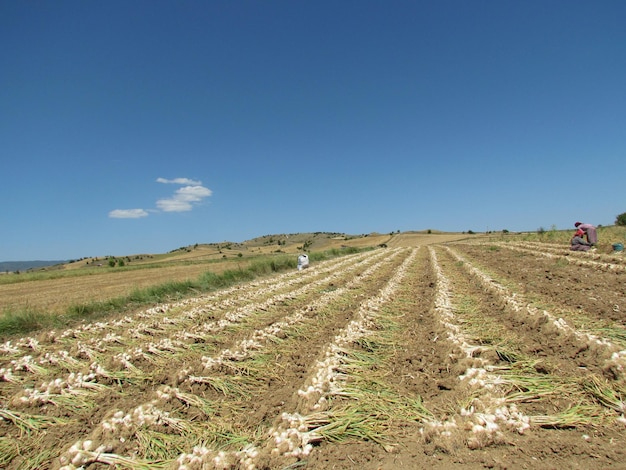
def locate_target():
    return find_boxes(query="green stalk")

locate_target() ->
[529,405,603,428]
[136,429,192,461]
[582,377,626,413]
[0,437,19,466]
[0,409,70,434]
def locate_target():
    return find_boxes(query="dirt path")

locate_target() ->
[1,243,625,470]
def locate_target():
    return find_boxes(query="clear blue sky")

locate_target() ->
[2,1,625,261]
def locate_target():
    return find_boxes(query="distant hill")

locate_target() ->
[0,260,67,273]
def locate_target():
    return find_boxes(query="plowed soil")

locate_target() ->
[1,234,625,470]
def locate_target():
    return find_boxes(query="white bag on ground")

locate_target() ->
[297,254,309,271]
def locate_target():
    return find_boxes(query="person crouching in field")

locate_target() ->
[571,229,592,251]
[574,221,597,245]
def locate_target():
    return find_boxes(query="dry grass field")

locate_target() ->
[0,264,219,314]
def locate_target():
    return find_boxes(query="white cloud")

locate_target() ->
[109,177,212,218]
[109,209,149,219]
[156,177,202,185]
[156,198,193,212]
[156,185,213,212]
[177,185,213,201]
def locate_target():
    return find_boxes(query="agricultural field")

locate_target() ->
[0,232,396,316]
[1,233,626,469]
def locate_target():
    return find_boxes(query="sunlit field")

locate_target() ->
[2,232,625,469]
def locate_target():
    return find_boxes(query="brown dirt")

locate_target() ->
[1,235,625,470]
